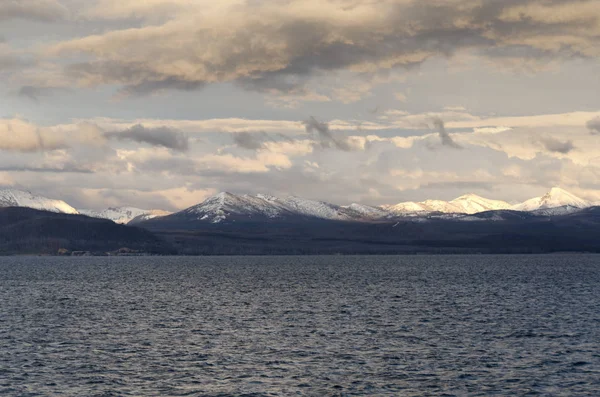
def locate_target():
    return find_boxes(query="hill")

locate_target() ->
[0,207,174,255]
[139,207,600,255]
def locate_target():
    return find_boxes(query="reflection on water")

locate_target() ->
[1,255,599,396]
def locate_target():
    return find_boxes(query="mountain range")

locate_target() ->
[0,189,169,224]
[141,187,596,226]
[0,187,596,225]
[2,186,600,255]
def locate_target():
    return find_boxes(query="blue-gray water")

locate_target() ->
[1,255,599,396]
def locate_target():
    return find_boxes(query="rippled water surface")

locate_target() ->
[1,255,600,396]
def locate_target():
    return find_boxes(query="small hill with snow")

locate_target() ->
[0,189,79,214]
[387,194,511,215]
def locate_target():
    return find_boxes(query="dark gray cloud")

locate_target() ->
[432,118,462,149]
[16,86,66,102]
[105,124,189,152]
[120,78,205,97]
[0,0,69,22]
[232,132,268,150]
[236,74,309,96]
[540,137,575,154]
[302,117,354,151]
[587,117,600,135]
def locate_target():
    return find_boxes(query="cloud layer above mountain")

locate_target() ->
[34,0,600,96]
[1,0,600,210]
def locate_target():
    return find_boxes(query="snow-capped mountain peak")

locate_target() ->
[183,192,291,223]
[420,199,462,213]
[387,193,511,215]
[0,188,79,214]
[179,192,360,223]
[450,194,512,214]
[512,187,590,211]
[385,201,429,214]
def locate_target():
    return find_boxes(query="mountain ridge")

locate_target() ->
[0,187,599,255]
[141,187,594,226]
[0,188,79,214]
[0,186,594,225]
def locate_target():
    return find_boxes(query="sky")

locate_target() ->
[1,0,600,211]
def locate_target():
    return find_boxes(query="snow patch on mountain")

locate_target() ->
[343,203,389,219]
[128,210,172,224]
[0,189,79,214]
[80,207,171,224]
[530,205,584,217]
[384,201,431,214]
[278,196,350,220]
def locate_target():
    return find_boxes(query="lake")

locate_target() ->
[1,255,599,396]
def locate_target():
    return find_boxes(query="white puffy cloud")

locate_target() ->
[0,118,105,152]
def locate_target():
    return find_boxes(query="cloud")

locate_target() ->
[384,109,600,130]
[106,124,190,152]
[115,147,196,175]
[0,43,29,72]
[86,117,307,135]
[83,0,193,21]
[587,117,600,134]
[196,153,292,174]
[231,131,314,155]
[16,86,65,102]
[0,0,69,22]
[232,132,268,150]
[394,93,408,103]
[432,118,462,149]
[302,117,355,151]
[0,165,94,174]
[4,112,600,212]
[0,119,107,153]
[0,118,68,152]
[540,137,575,154]
[43,0,600,96]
